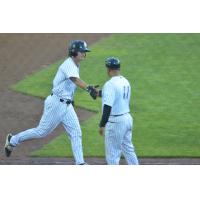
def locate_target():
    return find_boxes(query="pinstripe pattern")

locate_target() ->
[10,57,85,165]
[52,57,79,100]
[102,76,139,165]
[105,114,138,165]
[102,76,130,115]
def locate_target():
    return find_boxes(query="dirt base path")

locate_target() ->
[1,157,200,165]
[1,33,200,165]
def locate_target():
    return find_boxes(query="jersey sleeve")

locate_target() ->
[61,62,80,79]
[102,81,115,107]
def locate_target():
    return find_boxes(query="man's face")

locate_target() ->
[76,51,86,61]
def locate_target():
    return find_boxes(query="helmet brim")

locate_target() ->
[79,48,91,53]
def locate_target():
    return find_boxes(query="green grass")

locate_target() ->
[12,33,200,157]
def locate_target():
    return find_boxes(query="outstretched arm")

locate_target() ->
[70,77,99,99]
[70,77,88,90]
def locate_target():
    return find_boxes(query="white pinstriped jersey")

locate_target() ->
[102,76,131,115]
[52,57,79,100]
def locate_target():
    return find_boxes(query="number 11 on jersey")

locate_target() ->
[123,86,129,99]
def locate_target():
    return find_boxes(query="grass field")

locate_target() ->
[12,33,200,157]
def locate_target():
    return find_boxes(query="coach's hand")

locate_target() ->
[99,127,105,136]
[98,90,102,97]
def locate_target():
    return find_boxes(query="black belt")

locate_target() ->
[51,93,74,105]
[110,112,129,117]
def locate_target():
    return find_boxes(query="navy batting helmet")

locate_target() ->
[105,57,120,69]
[68,40,91,57]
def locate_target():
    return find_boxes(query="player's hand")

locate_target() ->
[99,127,105,136]
[86,85,99,100]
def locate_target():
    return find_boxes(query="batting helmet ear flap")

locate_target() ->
[68,47,78,57]
[71,47,75,53]
[70,48,78,57]
[73,52,78,57]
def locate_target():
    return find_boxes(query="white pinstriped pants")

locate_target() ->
[10,95,85,165]
[105,113,139,165]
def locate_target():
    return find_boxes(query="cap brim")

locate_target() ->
[79,50,91,53]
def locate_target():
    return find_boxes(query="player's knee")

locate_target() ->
[122,143,135,152]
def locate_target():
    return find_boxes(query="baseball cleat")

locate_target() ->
[4,133,14,157]
[79,162,88,165]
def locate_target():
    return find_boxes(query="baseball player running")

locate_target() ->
[98,57,139,165]
[4,40,99,165]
